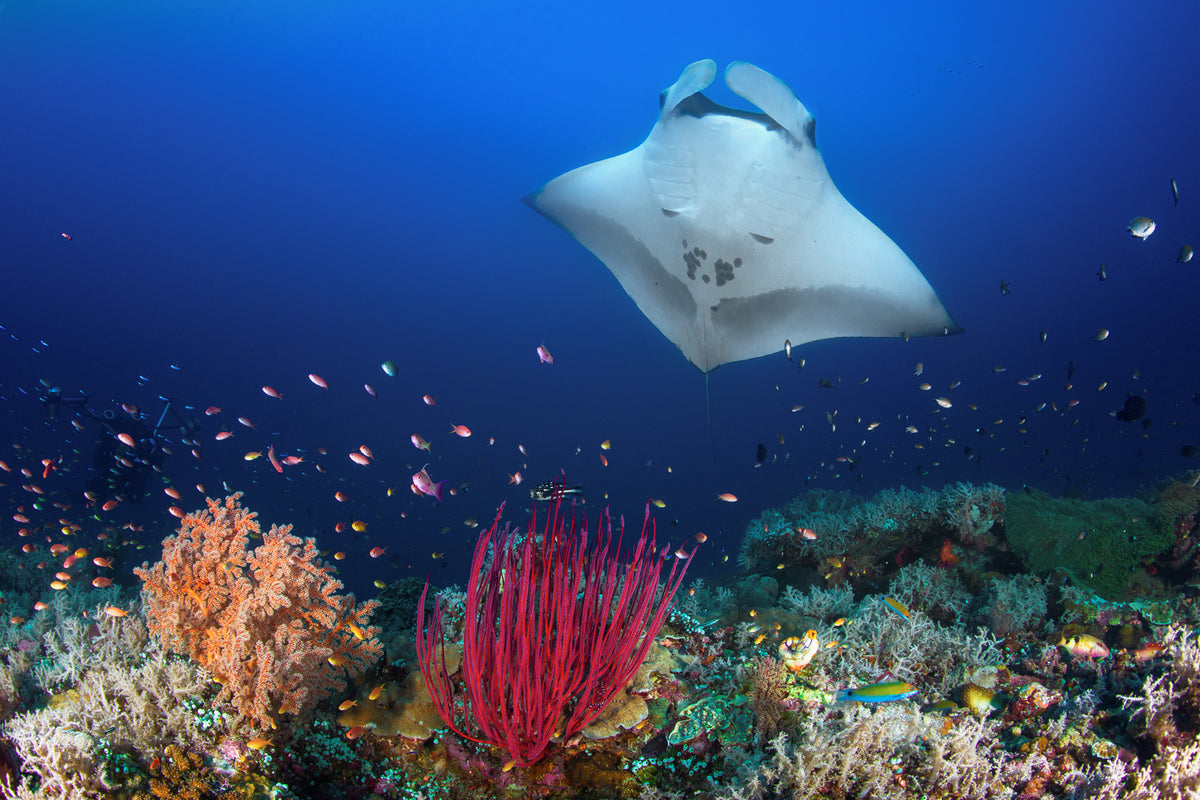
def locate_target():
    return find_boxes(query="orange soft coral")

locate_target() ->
[135,494,381,730]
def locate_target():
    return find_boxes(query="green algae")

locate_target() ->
[1005,491,1169,599]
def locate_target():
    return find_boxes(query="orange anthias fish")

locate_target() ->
[450,424,471,438]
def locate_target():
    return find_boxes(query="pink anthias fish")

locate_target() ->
[412,464,445,502]
[536,342,554,365]
[411,433,431,452]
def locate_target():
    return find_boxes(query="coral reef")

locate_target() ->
[134,494,382,730]
[3,479,1199,799]
[1005,490,1169,598]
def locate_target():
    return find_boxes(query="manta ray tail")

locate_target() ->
[706,372,716,462]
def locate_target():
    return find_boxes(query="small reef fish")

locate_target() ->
[1127,216,1156,239]
[381,361,398,378]
[529,480,583,502]
[1058,634,1110,659]
[836,680,918,703]
[412,465,445,502]
[450,424,472,437]
[1132,642,1164,662]
[536,342,554,365]
[411,433,432,452]
[716,493,738,503]
[308,373,328,388]
[882,596,911,620]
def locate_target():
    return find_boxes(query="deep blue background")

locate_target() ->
[2,1,1198,594]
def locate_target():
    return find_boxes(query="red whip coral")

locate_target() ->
[135,494,382,730]
[417,492,695,767]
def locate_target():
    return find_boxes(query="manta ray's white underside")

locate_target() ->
[525,59,961,373]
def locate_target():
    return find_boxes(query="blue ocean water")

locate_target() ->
[2,0,1198,596]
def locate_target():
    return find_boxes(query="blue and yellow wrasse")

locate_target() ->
[882,596,910,620]
[835,680,918,703]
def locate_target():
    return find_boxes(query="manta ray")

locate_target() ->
[524,59,960,374]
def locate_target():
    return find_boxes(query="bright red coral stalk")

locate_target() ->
[416,491,694,767]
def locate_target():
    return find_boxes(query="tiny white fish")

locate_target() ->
[1128,217,1156,240]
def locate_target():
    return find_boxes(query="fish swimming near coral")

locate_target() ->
[836,680,919,703]
[529,480,584,502]
[882,596,911,620]
[1058,633,1110,659]
[525,59,960,374]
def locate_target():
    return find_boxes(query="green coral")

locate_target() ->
[1005,491,1170,599]
[667,695,753,746]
